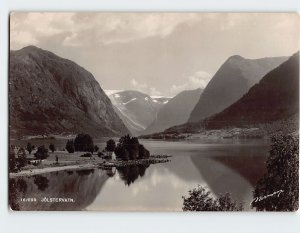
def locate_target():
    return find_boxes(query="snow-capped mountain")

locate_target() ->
[151,96,172,105]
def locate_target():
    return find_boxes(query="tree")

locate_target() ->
[115,144,129,161]
[94,145,99,153]
[49,143,55,153]
[66,140,75,153]
[252,135,299,211]
[34,145,49,160]
[105,139,116,152]
[127,137,139,160]
[74,133,94,152]
[97,151,104,158]
[17,148,27,169]
[182,185,243,211]
[9,146,17,172]
[138,144,150,159]
[26,142,34,154]
[114,135,150,161]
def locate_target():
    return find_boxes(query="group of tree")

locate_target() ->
[65,134,100,154]
[252,135,299,211]
[9,143,50,172]
[114,135,150,161]
[63,134,151,161]
[182,185,243,211]
[74,134,94,152]
[9,146,27,172]
[34,145,49,160]
[64,133,118,155]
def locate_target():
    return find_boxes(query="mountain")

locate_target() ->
[9,46,129,138]
[144,88,203,134]
[108,90,166,136]
[188,55,288,123]
[204,52,299,129]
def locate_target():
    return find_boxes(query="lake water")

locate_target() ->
[10,139,269,211]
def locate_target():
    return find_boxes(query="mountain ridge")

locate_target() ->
[10,45,129,138]
[188,55,288,122]
[204,51,299,129]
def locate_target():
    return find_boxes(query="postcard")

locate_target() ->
[9,12,299,211]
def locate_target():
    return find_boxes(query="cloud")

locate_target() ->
[130,78,147,90]
[9,13,299,98]
[10,12,202,49]
[10,12,75,49]
[170,71,212,96]
[130,79,161,96]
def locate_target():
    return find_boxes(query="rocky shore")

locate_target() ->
[98,158,171,169]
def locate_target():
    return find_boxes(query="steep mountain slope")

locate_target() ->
[189,55,288,122]
[9,46,129,138]
[204,52,299,129]
[108,90,165,135]
[145,88,202,134]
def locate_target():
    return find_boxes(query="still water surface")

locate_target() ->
[10,139,269,211]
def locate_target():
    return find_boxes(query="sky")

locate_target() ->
[10,13,299,97]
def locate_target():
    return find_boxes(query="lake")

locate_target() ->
[9,139,269,211]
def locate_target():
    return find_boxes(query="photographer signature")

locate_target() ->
[251,190,284,205]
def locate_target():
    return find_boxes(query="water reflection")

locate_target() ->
[117,165,149,186]
[9,169,108,210]
[34,175,49,191]
[76,169,94,176]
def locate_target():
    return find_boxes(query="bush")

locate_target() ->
[74,133,94,153]
[252,135,299,211]
[66,140,75,153]
[49,143,55,153]
[34,145,49,160]
[80,153,92,157]
[105,139,116,152]
[182,185,243,211]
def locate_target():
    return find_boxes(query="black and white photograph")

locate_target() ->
[8,12,299,212]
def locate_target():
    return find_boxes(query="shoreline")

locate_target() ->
[9,163,98,178]
[9,156,171,178]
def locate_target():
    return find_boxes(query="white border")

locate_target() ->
[1,1,300,232]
